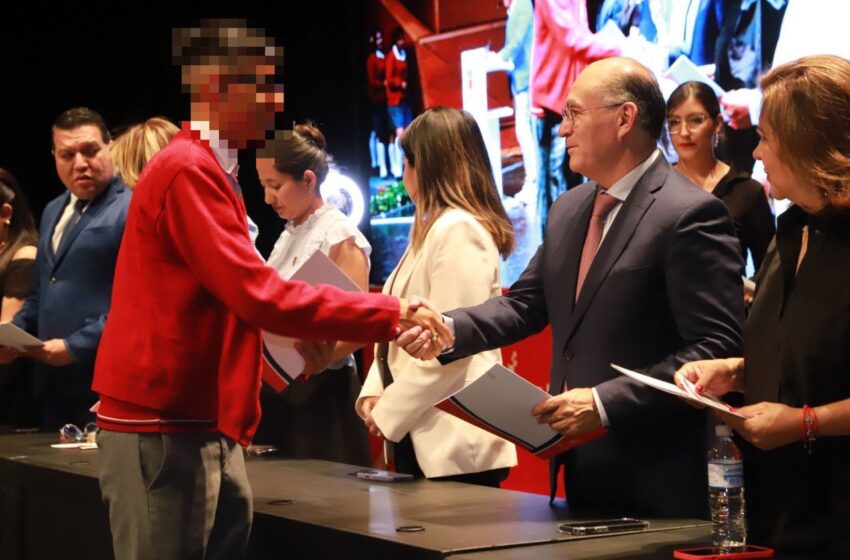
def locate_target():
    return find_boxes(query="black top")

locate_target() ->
[743,204,850,555]
[713,169,775,272]
[0,253,35,299]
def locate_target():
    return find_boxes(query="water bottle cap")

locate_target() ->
[715,424,733,437]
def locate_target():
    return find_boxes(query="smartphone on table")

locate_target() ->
[558,518,649,535]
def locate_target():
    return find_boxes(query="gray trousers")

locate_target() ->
[97,430,252,560]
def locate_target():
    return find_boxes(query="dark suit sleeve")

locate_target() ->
[11,258,40,335]
[441,243,550,364]
[11,211,52,335]
[595,196,744,424]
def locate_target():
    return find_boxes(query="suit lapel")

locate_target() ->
[45,193,70,267]
[52,179,119,270]
[561,158,666,345]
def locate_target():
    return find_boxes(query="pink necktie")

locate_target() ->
[575,190,619,301]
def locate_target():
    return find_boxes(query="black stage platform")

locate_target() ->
[0,433,711,559]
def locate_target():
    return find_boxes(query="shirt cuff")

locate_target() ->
[440,315,456,354]
[592,387,610,428]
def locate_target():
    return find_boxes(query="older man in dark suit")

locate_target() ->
[0,108,130,429]
[400,57,744,518]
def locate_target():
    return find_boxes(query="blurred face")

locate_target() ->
[558,73,621,182]
[256,158,317,224]
[667,96,718,161]
[375,31,384,50]
[402,156,418,202]
[199,58,284,149]
[754,123,825,212]
[52,124,114,200]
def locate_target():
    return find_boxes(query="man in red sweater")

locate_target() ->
[92,18,449,560]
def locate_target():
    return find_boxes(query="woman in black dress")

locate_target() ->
[667,81,775,273]
[678,55,850,557]
[0,169,38,427]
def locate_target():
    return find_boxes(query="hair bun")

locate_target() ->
[294,122,326,151]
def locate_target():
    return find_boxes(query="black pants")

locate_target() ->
[395,433,509,488]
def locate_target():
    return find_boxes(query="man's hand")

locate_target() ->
[719,402,800,451]
[396,296,452,358]
[0,345,20,365]
[531,388,601,435]
[294,340,335,379]
[23,339,74,367]
[357,396,384,439]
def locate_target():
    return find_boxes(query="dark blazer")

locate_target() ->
[443,155,744,517]
[14,177,130,421]
[742,205,850,554]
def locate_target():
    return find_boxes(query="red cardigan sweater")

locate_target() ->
[366,51,387,103]
[93,128,399,446]
[385,47,407,107]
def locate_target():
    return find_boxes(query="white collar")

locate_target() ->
[189,120,239,175]
[392,44,406,62]
[603,150,660,202]
[374,49,385,59]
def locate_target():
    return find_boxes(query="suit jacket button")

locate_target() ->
[50,276,57,284]
[564,350,574,360]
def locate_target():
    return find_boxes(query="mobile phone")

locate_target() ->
[558,518,649,535]
[673,545,774,559]
[354,469,414,482]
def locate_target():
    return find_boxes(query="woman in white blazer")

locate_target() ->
[356,107,518,486]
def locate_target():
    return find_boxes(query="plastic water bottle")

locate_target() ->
[707,424,747,547]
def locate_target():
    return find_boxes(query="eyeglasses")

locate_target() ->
[59,422,99,444]
[667,113,711,134]
[560,103,623,125]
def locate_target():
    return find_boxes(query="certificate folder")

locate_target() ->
[261,251,361,393]
[435,363,606,459]
[0,322,43,351]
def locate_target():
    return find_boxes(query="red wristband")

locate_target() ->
[802,404,818,454]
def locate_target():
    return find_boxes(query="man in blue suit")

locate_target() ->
[0,107,130,429]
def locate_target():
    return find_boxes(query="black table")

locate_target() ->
[0,433,711,559]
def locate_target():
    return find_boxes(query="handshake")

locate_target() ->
[396,296,451,361]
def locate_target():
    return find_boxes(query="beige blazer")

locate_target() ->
[357,208,517,478]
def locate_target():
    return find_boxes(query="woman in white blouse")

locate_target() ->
[356,107,518,486]
[253,123,372,465]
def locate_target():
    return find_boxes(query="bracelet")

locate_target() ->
[802,405,819,454]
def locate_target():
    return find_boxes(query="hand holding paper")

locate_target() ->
[676,358,745,398]
[611,363,747,419]
[0,322,44,353]
[435,364,606,459]
[532,388,602,436]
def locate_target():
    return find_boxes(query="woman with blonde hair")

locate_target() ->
[110,117,179,188]
[677,55,850,556]
[357,107,517,486]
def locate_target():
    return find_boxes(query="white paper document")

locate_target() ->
[663,55,725,98]
[262,251,361,392]
[435,363,606,459]
[0,322,43,351]
[610,363,747,418]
